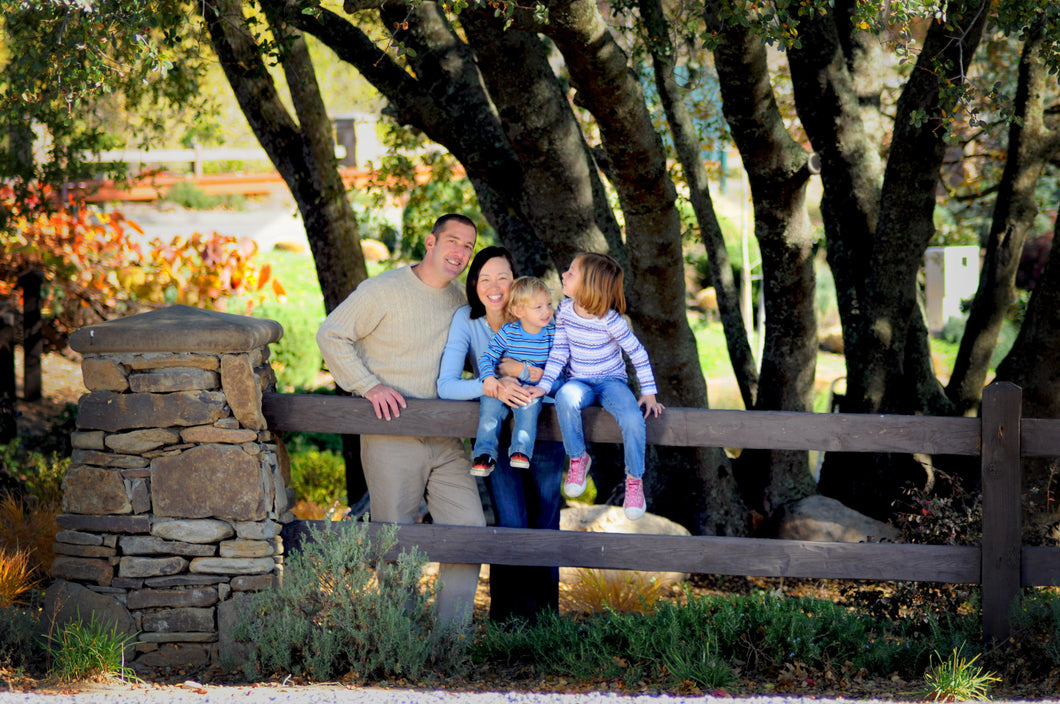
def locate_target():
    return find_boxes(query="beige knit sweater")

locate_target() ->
[316,265,466,399]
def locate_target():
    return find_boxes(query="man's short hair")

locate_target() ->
[431,213,477,236]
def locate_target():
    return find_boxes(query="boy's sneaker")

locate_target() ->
[509,452,531,469]
[564,453,592,498]
[623,476,646,520]
[471,455,496,477]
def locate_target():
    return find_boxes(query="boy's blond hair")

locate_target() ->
[507,276,552,317]
[572,252,626,317]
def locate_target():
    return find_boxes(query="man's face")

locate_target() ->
[423,221,477,283]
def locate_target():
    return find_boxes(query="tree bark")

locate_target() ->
[996,209,1060,495]
[786,1,883,391]
[638,0,758,411]
[947,25,1060,414]
[854,0,990,414]
[205,0,365,313]
[706,5,818,514]
[459,10,624,270]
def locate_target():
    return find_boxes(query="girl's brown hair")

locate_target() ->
[572,252,625,317]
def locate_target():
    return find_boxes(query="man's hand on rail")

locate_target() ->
[364,384,407,420]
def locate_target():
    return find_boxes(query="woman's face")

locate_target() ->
[475,256,514,318]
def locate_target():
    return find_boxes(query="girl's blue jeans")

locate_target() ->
[554,378,645,478]
[473,396,542,461]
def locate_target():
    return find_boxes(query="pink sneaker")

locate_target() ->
[564,453,592,498]
[623,476,645,520]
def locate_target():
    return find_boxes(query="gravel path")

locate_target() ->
[2,682,1058,704]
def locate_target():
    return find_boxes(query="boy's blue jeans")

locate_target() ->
[555,378,645,478]
[473,396,543,461]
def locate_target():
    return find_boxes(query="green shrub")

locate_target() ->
[232,519,467,683]
[288,444,346,508]
[255,302,324,391]
[0,603,43,672]
[162,180,224,210]
[45,612,140,682]
[1,440,69,506]
[473,589,976,686]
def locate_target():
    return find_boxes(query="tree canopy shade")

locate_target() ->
[4,0,1059,535]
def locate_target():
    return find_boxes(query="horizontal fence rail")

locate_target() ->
[262,393,983,455]
[261,382,1060,644]
[285,522,983,584]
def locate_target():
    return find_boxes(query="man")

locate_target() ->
[317,213,485,626]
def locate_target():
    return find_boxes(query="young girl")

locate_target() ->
[526,252,664,520]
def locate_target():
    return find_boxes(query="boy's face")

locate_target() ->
[514,292,554,332]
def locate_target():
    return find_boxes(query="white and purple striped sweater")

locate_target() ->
[537,299,658,396]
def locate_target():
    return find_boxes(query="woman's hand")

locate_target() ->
[496,376,533,408]
[482,376,502,399]
[639,394,665,418]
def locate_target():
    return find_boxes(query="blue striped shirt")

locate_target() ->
[478,320,555,381]
[537,299,658,395]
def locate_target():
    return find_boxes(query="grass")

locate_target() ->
[44,613,141,683]
[923,646,1000,701]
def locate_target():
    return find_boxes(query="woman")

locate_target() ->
[437,246,564,623]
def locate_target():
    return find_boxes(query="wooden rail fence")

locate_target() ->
[0,271,44,443]
[262,381,1060,643]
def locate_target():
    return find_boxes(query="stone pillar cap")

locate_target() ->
[69,305,284,354]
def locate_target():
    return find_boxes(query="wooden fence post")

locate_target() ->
[0,311,15,443]
[980,381,1022,644]
[18,270,43,402]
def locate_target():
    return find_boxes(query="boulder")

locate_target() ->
[771,495,898,543]
[559,505,690,587]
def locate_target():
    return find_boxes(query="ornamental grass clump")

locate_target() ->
[44,613,140,683]
[232,518,467,683]
[923,645,1000,701]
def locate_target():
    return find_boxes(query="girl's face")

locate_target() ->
[475,256,514,318]
[561,258,583,300]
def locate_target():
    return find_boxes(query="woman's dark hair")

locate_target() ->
[466,246,518,320]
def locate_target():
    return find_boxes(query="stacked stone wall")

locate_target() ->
[55,306,289,671]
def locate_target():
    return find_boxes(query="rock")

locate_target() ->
[694,287,719,315]
[221,354,265,430]
[127,588,218,610]
[818,327,844,354]
[77,390,228,432]
[129,368,220,393]
[559,505,691,587]
[43,581,136,656]
[56,514,151,534]
[81,357,130,392]
[152,519,235,544]
[151,445,267,521]
[62,466,132,515]
[119,556,189,578]
[771,495,898,543]
[106,428,182,454]
[360,238,390,262]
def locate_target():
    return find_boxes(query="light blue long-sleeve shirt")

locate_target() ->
[437,306,496,401]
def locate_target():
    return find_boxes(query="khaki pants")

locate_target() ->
[361,435,485,626]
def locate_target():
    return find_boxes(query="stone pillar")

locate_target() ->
[52,305,288,672]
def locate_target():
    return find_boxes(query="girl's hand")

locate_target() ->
[525,386,548,400]
[639,394,664,418]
